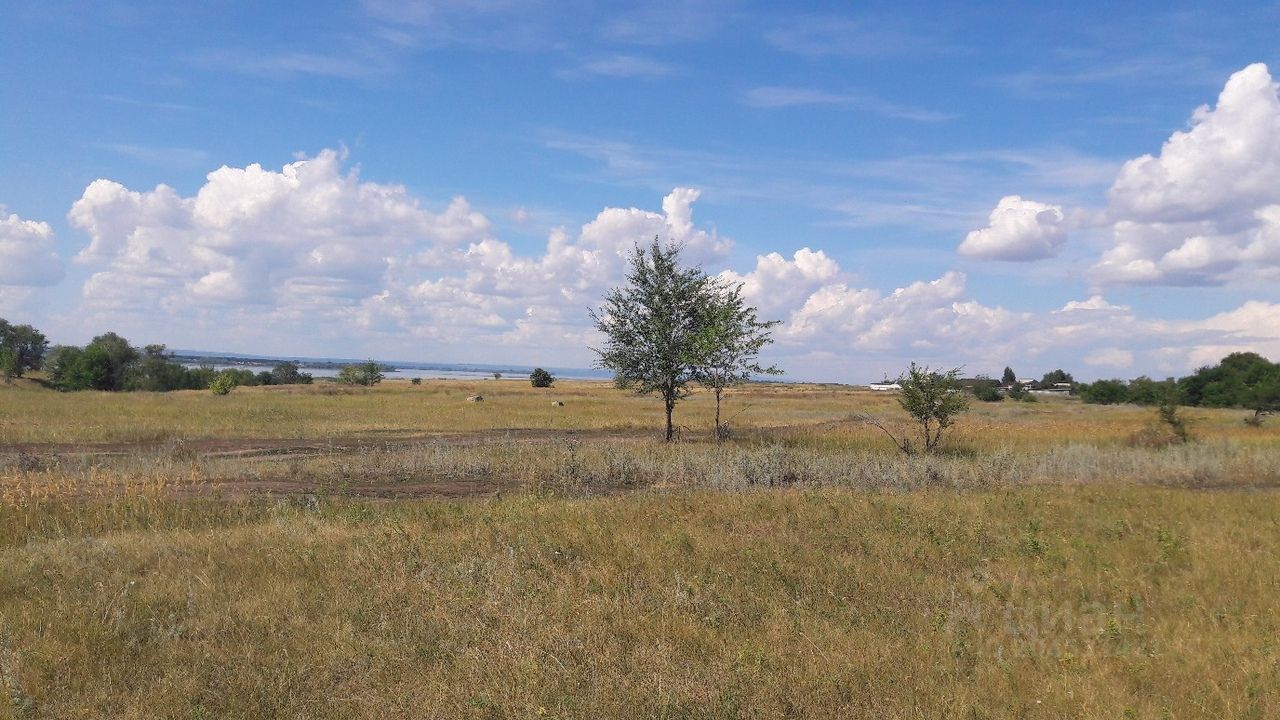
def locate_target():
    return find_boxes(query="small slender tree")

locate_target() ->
[592,238,712,442]
[694,280,781,440]
[859,363,970,454]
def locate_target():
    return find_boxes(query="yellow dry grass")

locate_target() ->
[2,379,1279,718]
[2,377,1274,447]
[2,488,1278,718]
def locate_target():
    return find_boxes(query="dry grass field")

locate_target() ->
[2,377,1279,718]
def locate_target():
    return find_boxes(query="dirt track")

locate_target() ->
[0,428,656,500]
[0,426,653,458]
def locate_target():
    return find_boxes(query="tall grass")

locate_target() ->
[4,378,1275,445]
[1,488,1277,718]
[3,379,1279,717]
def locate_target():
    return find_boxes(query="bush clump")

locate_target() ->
[209,373,237,396]
[530,367,555,388]
[338,361,385,386]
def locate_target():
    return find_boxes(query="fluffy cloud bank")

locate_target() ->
[714,247,1280,380]
[45,143,1280,380]
[1093,63,1280,285]
[958,63,1280,287]
[958,195,1067,260]
[0,210,63,287]
[65,150,729,359]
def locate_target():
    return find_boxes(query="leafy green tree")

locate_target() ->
[530,367,555,388]
[968,376,1003,402]
[1180,352,1274,408]
[1080,379,1129,405]
[125,344,202,391]
[261,361,312,385]
[338,360,384,386]
[0,318,49,378]
[1040,369,1074,388]
[592,239,713,442]
[693,280,781,440]
[1245,369,1280,425]
[1124,376,1176,406]
[1001,366,1017,385]
[44,345,81,388]
[217,368,259,387]
[0,348,18,383]
[61,343,115,391]
[84,332,139,391]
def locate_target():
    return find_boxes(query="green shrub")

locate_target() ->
[337,360,384,386]
[530,367,555,388]
[209,373,237,396]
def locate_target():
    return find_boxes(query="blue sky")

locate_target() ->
[3,1,1280,382]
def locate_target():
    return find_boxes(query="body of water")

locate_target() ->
[178,352,610,382]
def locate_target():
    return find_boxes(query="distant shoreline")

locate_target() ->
[170,350,612,381]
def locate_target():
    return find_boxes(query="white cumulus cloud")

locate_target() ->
[0,210,64,287]
[1084,348,1134,368]
[1093,62,1280,285]
[64,150,730,361]
[958,195,1067,261]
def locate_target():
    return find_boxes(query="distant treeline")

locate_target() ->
[1077,352,1280,416]
[45,333,314,392]
[2,318,314,392]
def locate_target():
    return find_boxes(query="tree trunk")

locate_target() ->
[664,392,676,442]
[714,387,723,442]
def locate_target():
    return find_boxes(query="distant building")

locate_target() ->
[868,381,902,391]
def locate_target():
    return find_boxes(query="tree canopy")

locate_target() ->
[693,280,781,439]
[0,318,49,379]
[592,239,724,441]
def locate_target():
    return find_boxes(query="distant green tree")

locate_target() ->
[530,367,555,388]
[125,344,202,392]
[0,318,49,378]
[1040,369,1074,388]
[1080,379,1128,405]
[84,332,139,391]
[1124,376,1177,406]
[216,368,259,387]
[60,343,115,391]
[267,361,312,385]
[968,376,1003,402]
[0,348,18,383]
[1180,352,1275,408]
[1001,366,1017,385]
[338,360,384,386]
[1244,369,1280,425]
